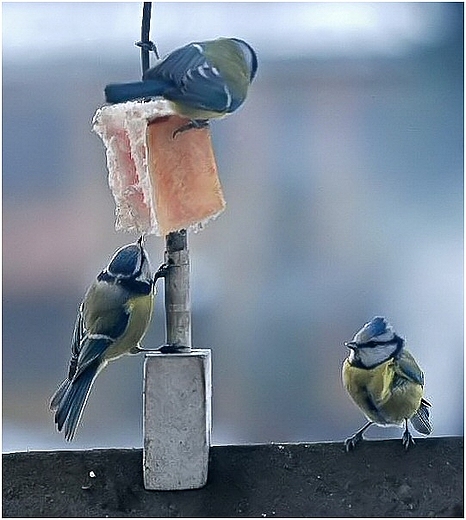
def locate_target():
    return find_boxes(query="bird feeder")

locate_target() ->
[93,97,219,490]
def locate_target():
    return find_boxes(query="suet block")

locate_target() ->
[92,100,225,236]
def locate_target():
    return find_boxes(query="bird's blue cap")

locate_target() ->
[352,316,395,344]
[107,243,143,278]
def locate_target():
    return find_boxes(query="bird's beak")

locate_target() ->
[138,235,146,247]
[345,341,357,350]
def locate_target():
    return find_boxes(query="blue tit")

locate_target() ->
[104,37,258,133]
[342,316,432,451]
[50,237,168,441]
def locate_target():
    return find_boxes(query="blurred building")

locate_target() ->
[3,2,463,451]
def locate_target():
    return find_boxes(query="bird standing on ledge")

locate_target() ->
[105,37,258,134]
[342,316,432,451]
[50,237,169,441]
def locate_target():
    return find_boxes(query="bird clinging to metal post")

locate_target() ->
[50,238,169,441]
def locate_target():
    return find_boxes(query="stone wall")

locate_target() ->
[3,437,463,517]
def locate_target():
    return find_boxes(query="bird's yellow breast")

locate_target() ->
[342,358,423,425]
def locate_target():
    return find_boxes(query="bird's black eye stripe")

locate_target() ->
[97,269,151,294]
[355,336,404,366]
[119,278,152,295]
[97,270,113,283]
[356,335,404,350]
[357,340,390,349]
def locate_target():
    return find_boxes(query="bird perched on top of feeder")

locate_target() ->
[104,37,258,134]
[342,316,432,451]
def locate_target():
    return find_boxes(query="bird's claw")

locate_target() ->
[153,261,172,282]
[344,432,364,452]
[402,429,415,450]
[158,344,191,354]
[172,119,210,138]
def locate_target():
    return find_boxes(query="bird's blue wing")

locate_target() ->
[65,286,130,382]
[144,43,206,84]
[74,307,129,378]
[146,43,232,112]
[168,72,232,113]
[63,308,86,381]
[82,282,131,339]
[71,308,85,357]
[73,335,114,379]
[395,349,425,386]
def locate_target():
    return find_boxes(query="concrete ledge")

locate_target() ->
[3,437,463,517]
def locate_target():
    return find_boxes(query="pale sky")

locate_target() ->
[3,2,453,62]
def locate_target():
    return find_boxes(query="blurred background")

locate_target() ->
[3,2,463,452]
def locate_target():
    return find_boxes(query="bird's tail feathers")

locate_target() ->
[410,398,432,435]
[53,361,101,442]
[104,80,169,104]
[50,378,71,411]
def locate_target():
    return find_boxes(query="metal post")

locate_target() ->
[143,229,211,490]
[161,229,191,352]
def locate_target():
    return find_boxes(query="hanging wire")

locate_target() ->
[136,2,160,77]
